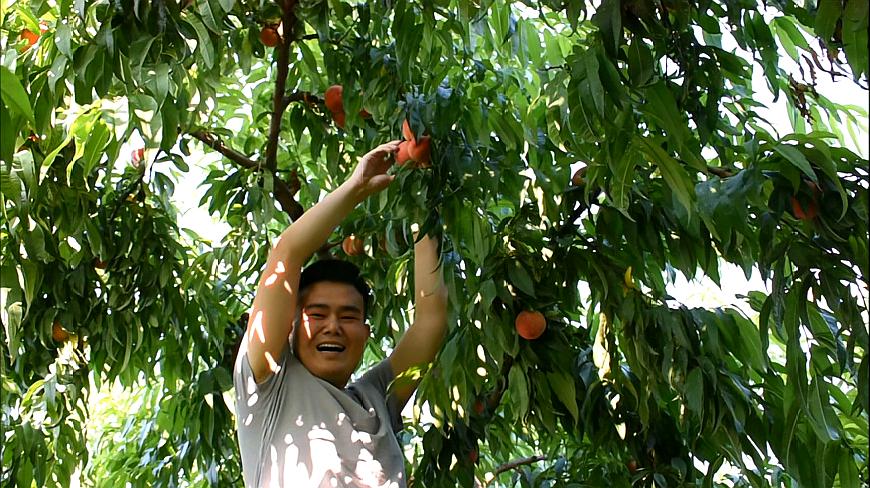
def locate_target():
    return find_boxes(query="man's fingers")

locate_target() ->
[375,140,402,153]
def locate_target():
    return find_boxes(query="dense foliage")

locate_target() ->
[1,0,867,486]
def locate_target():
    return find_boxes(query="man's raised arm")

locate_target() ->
[243,141,401,384]
[389,231,449,407]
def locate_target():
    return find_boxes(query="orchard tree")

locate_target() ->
[1,0,868,487]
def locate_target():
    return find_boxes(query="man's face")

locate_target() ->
[294,281,369,388]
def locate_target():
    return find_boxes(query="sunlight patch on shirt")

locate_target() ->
[282,442,305,484]
[351,430,372,444]
[308,427,341,478]
[354,447,387,486]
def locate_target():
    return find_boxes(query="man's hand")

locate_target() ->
[348,140,401,200]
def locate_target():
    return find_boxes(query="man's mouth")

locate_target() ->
[316,343,346,353]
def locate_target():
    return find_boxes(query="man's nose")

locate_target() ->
[320,315,341,334]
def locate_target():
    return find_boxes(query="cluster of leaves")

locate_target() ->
[1,0,868,487]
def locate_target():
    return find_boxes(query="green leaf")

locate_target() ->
[772,17,810,62]
[582,49,604,118]
[725,309,767,372]
[784,283,808,402]
[47,56,68,92]
[153,64,170,108]
[508,364,529,421]
[80,118,110,181]
[627,37,654,86]
[17,261,42,313]
[841,0,869,80]
[592,0,622,56]
[635,136,695,213]
[0,67,35,125]
[806,378,840,443]
[607,141,637,212]
[685,368,704,414]
[814,0,841,42]
[55,22,73,58]
[183,14,215,69]
[774,143,817,182]
[857,355,869,414]
[216,0,235,12]
[547,371,579,425]
[65,110,99,183]
[643,83,684,141]
[198,0,221,33]
[643,83,706,171]
[0,158,22,201]
[85,220,104,257]
[0,100,15,163]
[838,453,859,488]
[508,261,536,297]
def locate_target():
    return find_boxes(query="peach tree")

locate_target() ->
[1,0,867,486]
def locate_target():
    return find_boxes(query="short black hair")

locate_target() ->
[298,259,372,316]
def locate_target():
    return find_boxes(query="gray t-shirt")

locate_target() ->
[233,341,406,487]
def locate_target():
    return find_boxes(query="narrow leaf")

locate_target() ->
[547,371,579,425]
[0,67,35,125]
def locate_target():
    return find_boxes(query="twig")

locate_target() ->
[537,64,566,72]
[190,130,259,169]
[315,239,342,259]
[280,90,321,112]
[707,165,734,178]
[483,455,548,487]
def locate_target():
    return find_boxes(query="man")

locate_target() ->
[233,140,448,487]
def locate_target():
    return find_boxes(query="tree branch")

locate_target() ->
[189,130,304,220]
[264,0,298,171]
[483,455,548,487]
[280,90,321,113]
[537,64,566,72]
[191,0,306,221]
[707,165,735,178]
[190,130,259,169]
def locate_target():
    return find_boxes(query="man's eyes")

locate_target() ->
[304,312,360,321]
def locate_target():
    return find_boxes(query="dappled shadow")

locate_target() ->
[234,343,405,487]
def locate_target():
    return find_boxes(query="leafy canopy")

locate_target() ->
[1,0,868,487]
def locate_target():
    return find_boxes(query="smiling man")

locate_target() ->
[233,141,448,487]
